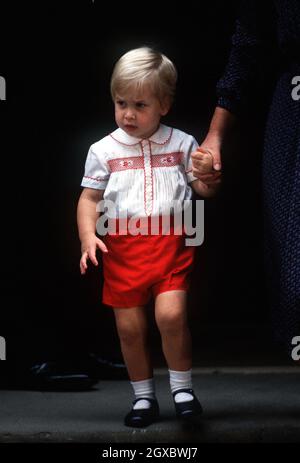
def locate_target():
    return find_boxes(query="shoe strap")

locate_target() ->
[133,397,157,406]
[172,388,194,397]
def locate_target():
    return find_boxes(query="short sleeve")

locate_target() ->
[184,136,198,183]
[80,146,110,190]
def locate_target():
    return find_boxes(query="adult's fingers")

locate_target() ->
[201,176,222,185]
[193,171,221,180]
[192,169,221,182]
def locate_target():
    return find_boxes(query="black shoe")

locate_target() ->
[0,360,99,391]
[124,398,160,428]
[26,361,99,391]
[172,388,203,420]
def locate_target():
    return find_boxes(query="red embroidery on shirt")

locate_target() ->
[83,175,108,182]
[151,152,183,167]
[108,156,144,172]
[108,152,183,172]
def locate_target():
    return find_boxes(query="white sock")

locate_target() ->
[130,378,156,410]
[169,369,194,403]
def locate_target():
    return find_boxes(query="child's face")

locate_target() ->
[114,85,169,139]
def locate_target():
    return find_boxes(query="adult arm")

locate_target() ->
[193,0,275,176]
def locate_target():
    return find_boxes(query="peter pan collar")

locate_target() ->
[110,124,173,146]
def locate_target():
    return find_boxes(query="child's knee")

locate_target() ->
[117,321,146,345]
[156,309,186,333]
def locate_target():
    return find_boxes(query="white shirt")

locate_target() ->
[81,124,198,218]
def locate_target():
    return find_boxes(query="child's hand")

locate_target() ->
[191,148,214,174]
[190,149,221,197]
[80,233,108,275]
[191,147,221,184]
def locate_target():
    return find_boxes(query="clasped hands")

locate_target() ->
[191,146,222,187]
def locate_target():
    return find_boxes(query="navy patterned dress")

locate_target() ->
[216,0,300,355]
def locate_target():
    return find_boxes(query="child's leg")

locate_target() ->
[113,306,159,426]
[113,306,152,381]
[154,290,192,371]
[154,290,203,417]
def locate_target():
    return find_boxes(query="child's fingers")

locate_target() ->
[80,240,106,272]
[96,239,108,254]
[196,146,222,171]
[195,147,213,157]
[80,252,88,274]
[80,263,86,275]
[87,249,99,266]
[192,154,213,172]
[192,151,211,161]
[80,248,98,269]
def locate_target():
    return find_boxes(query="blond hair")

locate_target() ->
[110,47,177,105]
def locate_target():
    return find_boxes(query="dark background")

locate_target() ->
[0,1,284,370]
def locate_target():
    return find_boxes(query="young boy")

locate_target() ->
[77,47,220,427]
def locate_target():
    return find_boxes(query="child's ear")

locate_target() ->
[160,98,171,116]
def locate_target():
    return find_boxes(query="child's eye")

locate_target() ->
[116,100,126,107]
[136,102,146,108]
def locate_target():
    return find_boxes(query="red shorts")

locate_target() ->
[101,218,196,308]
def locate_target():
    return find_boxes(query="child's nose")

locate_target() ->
[125,109,136,119]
